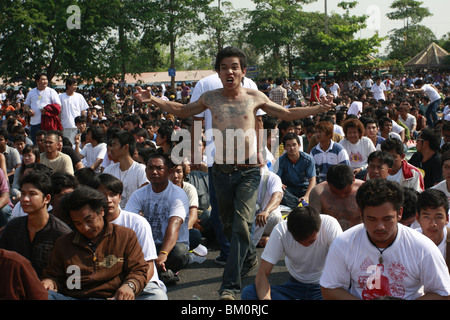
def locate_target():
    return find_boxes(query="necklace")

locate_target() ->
[367,231,397,264]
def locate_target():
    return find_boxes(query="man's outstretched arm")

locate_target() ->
[134,86,207,119]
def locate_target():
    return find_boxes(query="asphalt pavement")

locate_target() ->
[165,241,290,300]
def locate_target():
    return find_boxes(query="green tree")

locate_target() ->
[243,0,316,79]
[142,0,213,93]
[386,0,435,62]
[296,2,384,75]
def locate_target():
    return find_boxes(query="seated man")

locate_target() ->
[125,153,190,284]
[39,131,74,175]
[309,164,364,231]
[275,132,316,208]
[365,150,394,180]
[96,173,168,300]
[75,126,107,173]
[320,179,450,300]
[253,169,284,247]
[380,138,424,192]
[103,130,149,209]
[416,189,449,264]
[41,186,149,300]
[408,127,443,189]
[242,206,342,300]
[0,171,71,277]
[310,120,350,183]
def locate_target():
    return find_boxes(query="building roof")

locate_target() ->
[405,42,449,69]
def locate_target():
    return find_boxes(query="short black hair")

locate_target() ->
[97,173,123,196]
[356,178,404,213]
[326,164,354,189]
[381,138,404,156]
[214,46,247,73]
[20,171,53,199]
[287,206,322,242]
[368,150,394,168]
[108,130,136,157]
[61,185,108,221]
[417,188,449,217]
[282,132,300,146]
[51,171,78,196]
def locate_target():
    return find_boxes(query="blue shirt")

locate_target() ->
[276,152,316,198]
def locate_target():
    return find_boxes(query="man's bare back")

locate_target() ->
[309,179,364,231]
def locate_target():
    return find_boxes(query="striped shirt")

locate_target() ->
[310,140,350,181]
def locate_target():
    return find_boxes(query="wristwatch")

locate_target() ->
[125,281,136,294]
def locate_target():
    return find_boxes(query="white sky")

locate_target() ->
[226,0,449,55]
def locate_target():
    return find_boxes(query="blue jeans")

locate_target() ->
[241,278,323,300]
[30,123,42,145]
[212,164,260,294]
[425,99,441,128]
[208,166,230,260]
[0,204,12,228]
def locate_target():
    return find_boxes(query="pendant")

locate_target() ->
[379,256,383,264]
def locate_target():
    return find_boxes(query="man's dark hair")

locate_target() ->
[401,187,419,223]
[87,126,104,144]
[23,163,53,176]
[65,77,77,90]
[418,127,441,151]
[282,132,300,146]
[20,171,53,198]
[61,186,108,221]
[287,206,322,242]
[157,124,174,144]
[74,115,87,124]
[34,73,46,82]
[74,167,98,188]
[326,164,354,189]
[367,150,394,168]
[147,152,173,169]
[51,171,78,196]
[214,46,247,72]
[356,178,404,213]
[97,173,123,196]
[108,130,136,157]
[381,138,405,156]
[417,189,449,217]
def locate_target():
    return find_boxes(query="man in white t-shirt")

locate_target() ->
[24,73,61,144]
[397,103,417,140]
[252,170,284,247]
[75,126,107,172]
[320,178,450,300]
[371,77,387,101]
[406,79,442,127]
[125,153,190,284]
[242,206,342,300]
[103,130,148,209]
[59,78,89,145]
[96,173,167,300]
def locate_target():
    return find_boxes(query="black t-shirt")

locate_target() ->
[408,151,443,189]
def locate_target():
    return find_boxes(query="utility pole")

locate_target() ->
[324,0,328,34]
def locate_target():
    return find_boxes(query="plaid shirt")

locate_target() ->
[269,86,287,106]
[0,214,71,277]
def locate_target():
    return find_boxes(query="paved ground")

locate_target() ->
[165,241,290,300]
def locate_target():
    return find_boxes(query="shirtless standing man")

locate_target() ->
[135,47,333,300]
[308,164,364,231]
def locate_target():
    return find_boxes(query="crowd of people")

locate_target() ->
[1,46,450,301]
